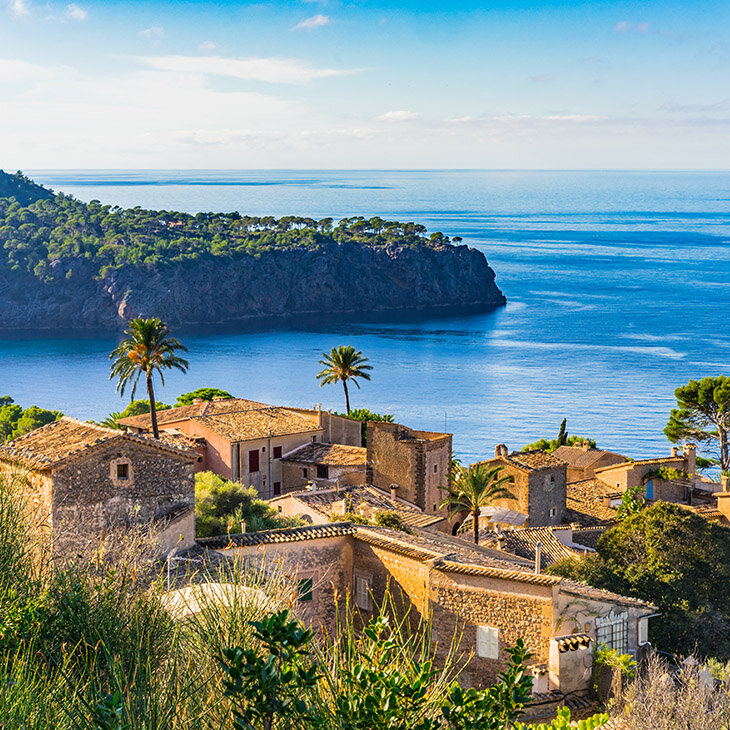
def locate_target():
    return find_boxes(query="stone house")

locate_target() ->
[0,417,196,553]
[475,446,568,527]
[553,443,626,483]
[198,522,655,707]
[269,484,446,530]
[279,442,367,493]
[366,421,452,517]
[120,399,361,499]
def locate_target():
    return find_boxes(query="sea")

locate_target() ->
[1,169,729,463]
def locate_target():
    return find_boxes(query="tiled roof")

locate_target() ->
[594,456,685,473]
[0,417,196,470]
[570,526,608,550]
[273,486,445,529]
[118,398,271,429]
[480,526,589,568]
[565,478,619,526]
[281,442,367,467]
[555,634,592,652]
[198,522,356,549]
[495,449,567,472]
[683,504,726,522]
[436,559,562,586]
[195,407,322,442]
[553,446,625,470]
[559,578,656,610]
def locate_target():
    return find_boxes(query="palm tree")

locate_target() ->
[316,345,372,415]
[438,462,516,545]
[109,317,189,439]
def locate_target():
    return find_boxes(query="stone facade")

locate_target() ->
[367,422,452,515]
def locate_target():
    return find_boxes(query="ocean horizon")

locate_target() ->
[2,169,729,464]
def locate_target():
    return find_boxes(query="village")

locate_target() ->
[2,327,729,723]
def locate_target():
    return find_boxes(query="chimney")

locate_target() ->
[335,479,341,494]
[671,446,679,457]
[495,443,508,458]
[582,440,590,452]
[240,519,246,534]
[390,483,398,500]
[683,444,697,474]
[535,541,542,574]
[721,474,729,491]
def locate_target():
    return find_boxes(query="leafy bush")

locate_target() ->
[175,388,233,406]
[195,471,302,537]
[373,510,413,533]
[0,395,62,441]
[343,408,395,445]
[522,435,597,453]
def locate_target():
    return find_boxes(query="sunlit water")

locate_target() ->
[1,169,728,462]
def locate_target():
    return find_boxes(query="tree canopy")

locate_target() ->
[664,376,730,472]
[549,502,730,659]
[175,388,233,406]
[316,346,372,415]
[0,396,63,441]
[0,172,456,284]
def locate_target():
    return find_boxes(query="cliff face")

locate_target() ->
[0,240,505,332]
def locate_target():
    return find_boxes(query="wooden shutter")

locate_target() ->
[476,626,499,659]
[248,449,259,472]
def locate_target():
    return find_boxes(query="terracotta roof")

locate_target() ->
[272,486,444,529]
[683,504,726,522]
[481,449,567,472]
[195,407,322,442]
[570,526,608,549]
[480,526,590,568]
[118,398,271,429]
[553,446,625,470]
[594,456,685,473]
[555,634,592,652]
[558,579,657,611]
[565,478,619,526]
[0,417,196,470]
[281,442,367,467]
[198,522,356,549]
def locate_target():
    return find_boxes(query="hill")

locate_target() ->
[0,172,506,332]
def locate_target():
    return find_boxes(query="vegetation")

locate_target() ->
[195,471,303,537]
[664,375,730,471]
[439,462,516,545]
[176,388,234,406]
[0,171,456,283]
[522,420,596,453]
[316,346,372,415]
[0,395,63,441]
[615,485,644,520]
[109,317,189,439]
[327,509,413,533]
[643,466,689,482]
[99,398,171,430]
[549,502,730,659]
[343,407,394,445]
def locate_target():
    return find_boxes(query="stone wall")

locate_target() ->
[429,569,554,687]
[0,462,53,532]
[280,460,366,494]
[51,440,194,551]
[527,466,567,526]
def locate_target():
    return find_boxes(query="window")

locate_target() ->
[302,468,308,479]
[273,481,281,496]
[476,626,499,659]
[116,463,129,480]
[549,507,557,517]
[297,578,313,602]
[248,449,259,473]
[311,435,318,442]
[434,464,438,473]
[355,576,370,610]
[638,617,649,646]
[645,479,654,500]
[273,446,282,459]
[596,610,629,655]
[316,465,328,479]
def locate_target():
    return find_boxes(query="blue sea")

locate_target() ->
[2,169,729,463]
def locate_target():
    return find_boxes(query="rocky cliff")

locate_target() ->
[0,239,505,332]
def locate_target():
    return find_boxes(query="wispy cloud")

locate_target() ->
[0,58,68,82]
[139,54,358,85]
[659,99,730,113]
[65,3,86,20]
[293,14,330,31]
[141,26,165,39]
[5,0,29,16]
[375,110,419,123]
[199,41,217,51]
[613,20,650,34]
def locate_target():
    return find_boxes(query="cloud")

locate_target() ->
[613,21,629,33]
[141,26,165,39]
[293,14,330,30]
[659,99,730,113]
[6,0,29,16]
[613,20,650,34]
[139,54,359,85]
[199,41,217,51]
[0,58,68,82]
[375,110,419,123]
[65,3,86,20]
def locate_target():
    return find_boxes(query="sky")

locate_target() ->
[1,0,729,169]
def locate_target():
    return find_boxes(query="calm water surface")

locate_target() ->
[2,170,729,462]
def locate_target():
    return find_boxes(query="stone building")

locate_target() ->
[553,443,626,483]
[269,484,446,530]
[279,442,367,493]
[198,521,655,708]
[366,421,452,516]
[0,417,196,552]
[476,445,568,527]
[120,399,361,499]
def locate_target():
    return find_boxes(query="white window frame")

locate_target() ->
[638,617,649,646]
[476,625,499,659]
[355,576,371,611]
[596,610,629,655]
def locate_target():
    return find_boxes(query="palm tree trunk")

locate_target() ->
[343,379,351,415]
[473,507,480,545]
[147,373,159,439]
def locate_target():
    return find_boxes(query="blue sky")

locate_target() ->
[1,0,728,168]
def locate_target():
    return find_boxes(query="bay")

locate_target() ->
[2,169,729,463]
